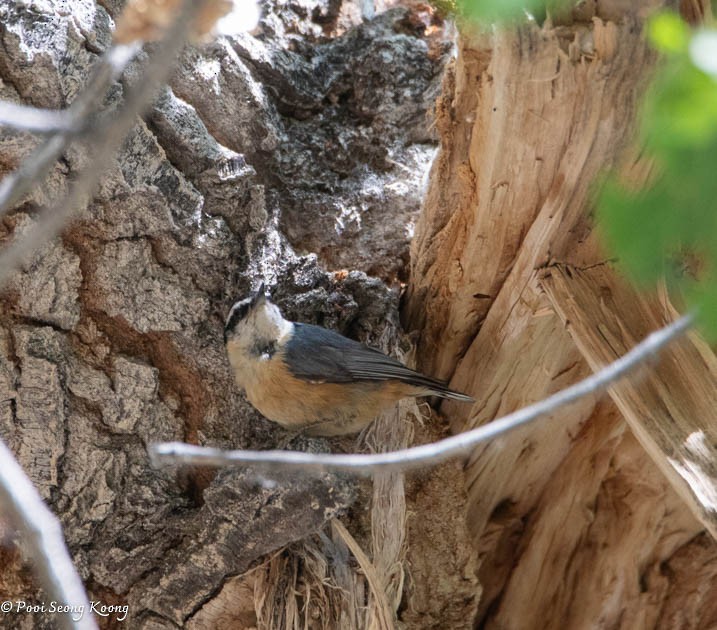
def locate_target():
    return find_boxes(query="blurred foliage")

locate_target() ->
[597,11,717,336]
[438,0,567,23]
[455,0,547,22]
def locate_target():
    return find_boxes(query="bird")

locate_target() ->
[224,285,474,436]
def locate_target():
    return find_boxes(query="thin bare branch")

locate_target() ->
[0,0,201,288]
[0,44,138,217]
[0,438,97,630]
[0,101,79,134]
[149,314,694,475]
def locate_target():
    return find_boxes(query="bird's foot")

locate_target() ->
[275,428,308,450]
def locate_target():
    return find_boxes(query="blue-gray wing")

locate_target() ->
[283,323,473,401]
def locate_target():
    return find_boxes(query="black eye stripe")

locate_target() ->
[224,301,251,341]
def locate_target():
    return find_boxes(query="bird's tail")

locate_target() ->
[374,364,475,403]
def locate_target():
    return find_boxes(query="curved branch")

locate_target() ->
[149,314,694,475]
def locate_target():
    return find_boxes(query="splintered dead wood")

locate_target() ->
[404,16,655,383]
[399,2,717,626]
[403,0,669,572]
[481,397,708,629]
[542,264,717,538]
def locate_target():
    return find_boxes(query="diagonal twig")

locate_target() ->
[0,437,97,630]
[149,314,694,475]
[0,3,209,627]
[0,101,80,134]
[0,0,201,288]
[0,44,139,218]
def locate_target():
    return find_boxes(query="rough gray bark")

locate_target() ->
[0,0,450,627]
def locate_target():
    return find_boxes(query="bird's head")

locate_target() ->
[224,283,293,355]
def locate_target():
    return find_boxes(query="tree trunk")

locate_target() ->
[404,1,717,627]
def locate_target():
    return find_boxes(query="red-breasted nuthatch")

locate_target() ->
[224,285,474,436]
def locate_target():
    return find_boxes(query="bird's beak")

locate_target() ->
[251,282,267,307]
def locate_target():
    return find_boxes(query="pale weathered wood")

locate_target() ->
[403,1,717,627]
[542,263,717,537]
[414,6,657,550]
[401,421,480,629]
[459,295,596,538]
[486,398,705,629]
[404,13,648,381]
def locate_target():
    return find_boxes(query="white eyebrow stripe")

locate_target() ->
[224,298,255,342]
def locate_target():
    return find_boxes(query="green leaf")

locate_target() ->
[647,12,690,54]
[642,60,717,151]
[687,279,717,341]
[454,0,567,23]
[598,182,668,285]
